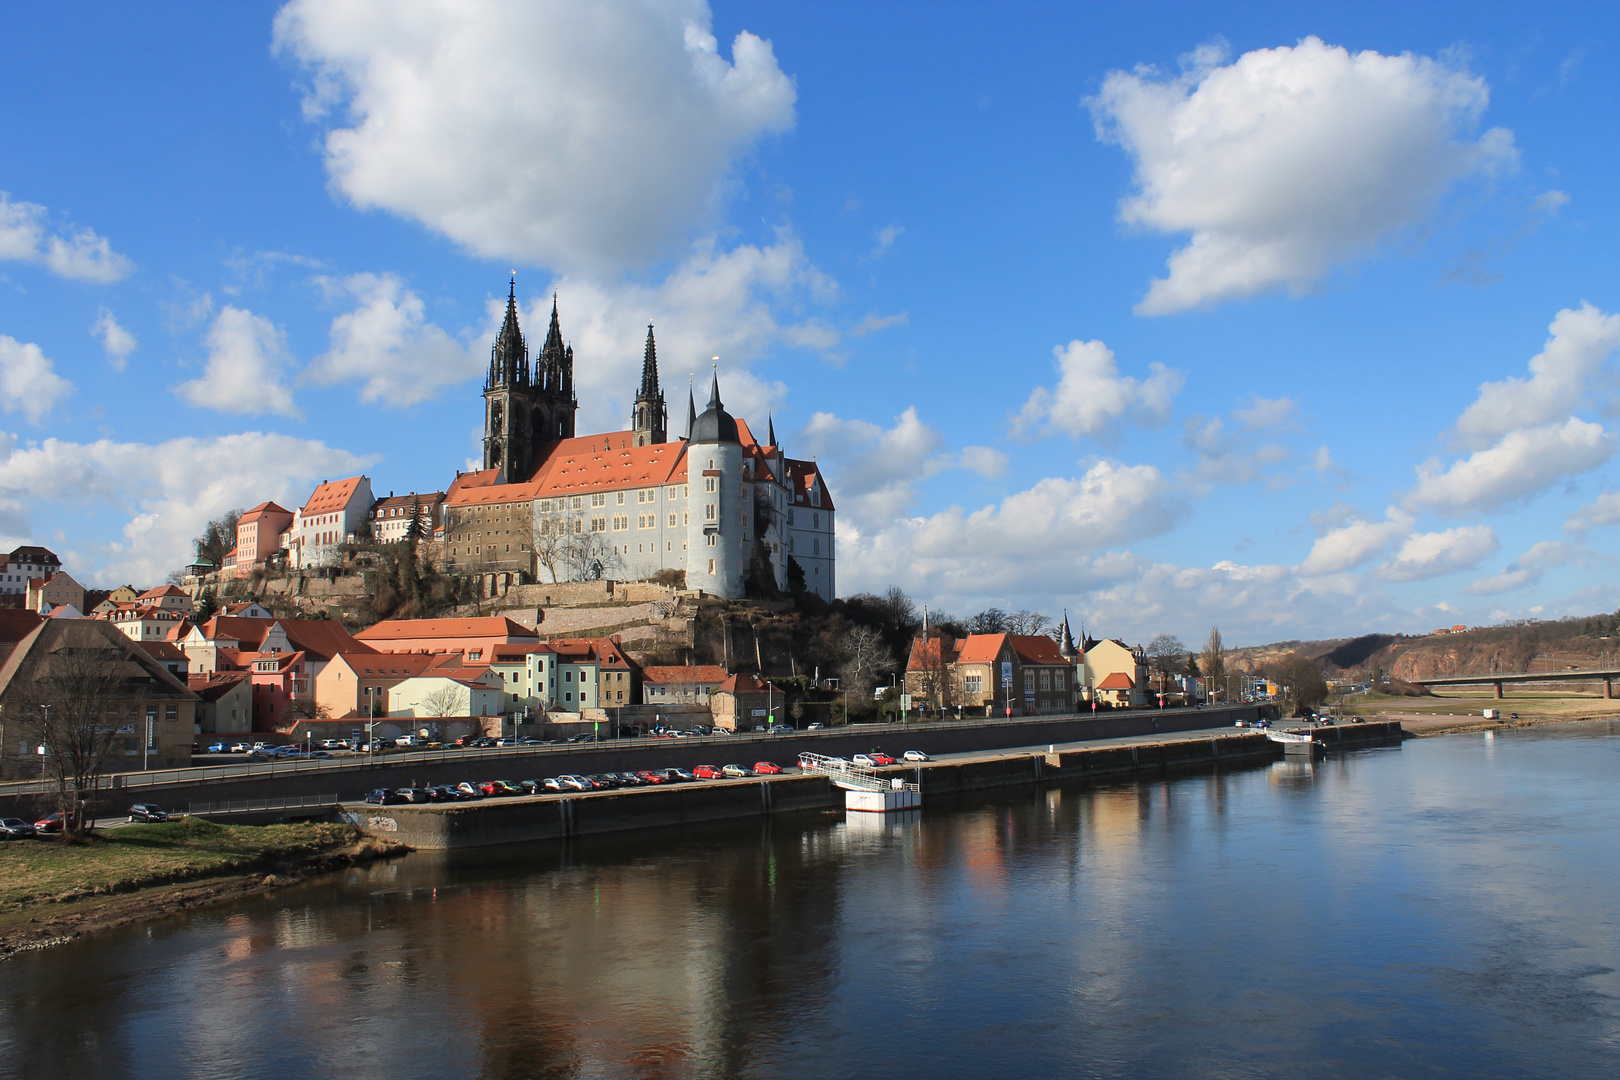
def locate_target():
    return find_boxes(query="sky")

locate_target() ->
[1,0,1617,647]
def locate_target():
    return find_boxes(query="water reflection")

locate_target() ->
[0,726,1616,1079]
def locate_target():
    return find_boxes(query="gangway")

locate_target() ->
[798,752,921,812]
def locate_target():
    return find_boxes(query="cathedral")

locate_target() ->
[442,283,836,601]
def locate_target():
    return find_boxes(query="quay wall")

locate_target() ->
[351,725,1315,851]
[0,705,1262,819]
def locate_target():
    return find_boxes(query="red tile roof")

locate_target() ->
[302,476,366,515]
[641,664,729,684]
[354,617,538,643]
[138,584,189,600]
[0,610,44,644]
[715,673,782,695]
[906,636,961,672]
[239,501,292,523]
[1096,671,1135,690]
[954,634,1010,665]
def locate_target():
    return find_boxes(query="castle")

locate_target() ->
[441,283,835,601]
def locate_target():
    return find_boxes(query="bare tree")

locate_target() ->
[1147,634,1188,695]
[530,515,565,583]
[562,531,624,581]
[420,685,465,718]
[7,624,160,840]
[282,697,330,722]
[1201,626,1227,700]
[909,633,958,711]
[839,624,893,704]
[1264,652,1328,716]
[968,608,1009,634]
[1005,610,1051,636]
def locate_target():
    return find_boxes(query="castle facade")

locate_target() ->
[442,285,835,601]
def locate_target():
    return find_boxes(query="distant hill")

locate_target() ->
[1228,610,1620,682]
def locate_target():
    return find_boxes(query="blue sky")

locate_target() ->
[2,1,1616,646]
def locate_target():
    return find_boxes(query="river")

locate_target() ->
[1,722,1617,1078]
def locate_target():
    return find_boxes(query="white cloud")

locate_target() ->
[0,192,133,283]
[1232,395,1298,429]
[1013,338,1182,441]
[175,306,301,419]
[1377,524,1499,582]
[1182,414,1290,489]
[1533,189,1570,214]
[1091,36,1515,314]
[956,445,1008,479]
[799,407,948,529]
[0,430,375,584]
[0,335,73,424]
[1462,540,1592,595]
[537,232,832,433]
[1565,492,1620,537]
[1452,303,1620,450]
[849,312,908,338]
[870,222,904,258]
[305,272,476,407]
[1406,418,1615,515]
[91,307,137,369]
[274,0,795,273]
[838,460,1184,600]
[1296,509,1411,576]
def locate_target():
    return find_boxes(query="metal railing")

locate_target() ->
[796,752,919,793]
[188,793,340,815]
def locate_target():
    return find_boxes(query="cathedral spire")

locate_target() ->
[490,274,526,387]
[631,323,667,446]
[686,379,697,439]
[767,410,777,447]
[640,325,660,396]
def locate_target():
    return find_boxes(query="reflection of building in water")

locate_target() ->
[1084,787,1145,863]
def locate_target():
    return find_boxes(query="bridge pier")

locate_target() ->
[1494,680,1504,699]
[1607,678,1613,700]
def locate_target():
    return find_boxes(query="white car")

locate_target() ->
[902,750,931,762]
[852,754,875,767]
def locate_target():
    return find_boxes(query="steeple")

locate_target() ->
[685,381,697,439]
[767,410,777,448]
[1059,610,1076,659]
[488,275,527,388]
[631,323,667,446]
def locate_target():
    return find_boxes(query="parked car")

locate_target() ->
[662,768,696,783]
[127,803,169,823]
[753,761,784,775]
[364,789,405,805]
[557,775,593,792]
[34,812,64,833]
[693,764,725,779]
[635,770,668,784]
[541,777,566,792]
[206,742,228,753]
[396,788,430,804]
[1253,719,1271,730]
[0,818,37,839]
[866,752,898,766]
[721,764,755,778]
[454,782,484,799]
[806,722,825,730]
[851,754,876,767]
[901,750,931,762]
[767,725,794,734]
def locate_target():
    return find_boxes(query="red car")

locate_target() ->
[693,764,725,779]
[34,812,64,833]
[753,761,783,775]
[635,770,667,784]
[866,753,899,766]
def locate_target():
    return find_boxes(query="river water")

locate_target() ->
[1,723,1617,1079]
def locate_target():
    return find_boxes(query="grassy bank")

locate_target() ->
[1343,689,1619,735]
[0,817,404,956]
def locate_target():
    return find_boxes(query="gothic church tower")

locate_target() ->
[631,324,668,447]
[483,284,577,481]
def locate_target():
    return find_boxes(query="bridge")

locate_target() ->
[1410,669,1620,699]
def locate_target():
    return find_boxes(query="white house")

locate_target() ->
[289,476,375,569]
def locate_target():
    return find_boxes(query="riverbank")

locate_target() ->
[0,818,408,958]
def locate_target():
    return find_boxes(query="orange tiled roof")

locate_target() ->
[1096,671,1135,690]
[354,617,538,642]
[239,501,292,523]
[906,636,961,671]
[302,476,366,515]
[954,634,1009,665]
[715,673,782,695]
[641,664,729,684]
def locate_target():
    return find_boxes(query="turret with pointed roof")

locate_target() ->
[631,324,668,447]
[1058,611,1077,660]
[483,281,577,482]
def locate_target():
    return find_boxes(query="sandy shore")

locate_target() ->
[1365,710,1619,737]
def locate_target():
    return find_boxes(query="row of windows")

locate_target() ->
[535,487,692,513]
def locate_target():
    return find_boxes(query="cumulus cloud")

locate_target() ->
[305,272,477,407]
[0,336,74,424]
[1565,492,1620,537]
[1013,338,1182,442]
[1182,414,1289,489]
[0,192,133,283]
[849,312,908,338]
[1452,303,1620,450]
[956,445,1008,479]
[0,429,375,584]
[1406,418,1615,515]
[799,407,949,529]
[538,232,832,432]
[91,307,137,369]
[1295,508,1412,576]
[1462,540,1594,595]
[274,0,795,273]
[837,460,1185,601]
[175,306,301,419]
[1091,36,1516,314]
[1232,395,1298,429]
[1377,524,1499,582]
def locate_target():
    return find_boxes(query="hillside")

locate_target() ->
[1228,610,1620,682]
